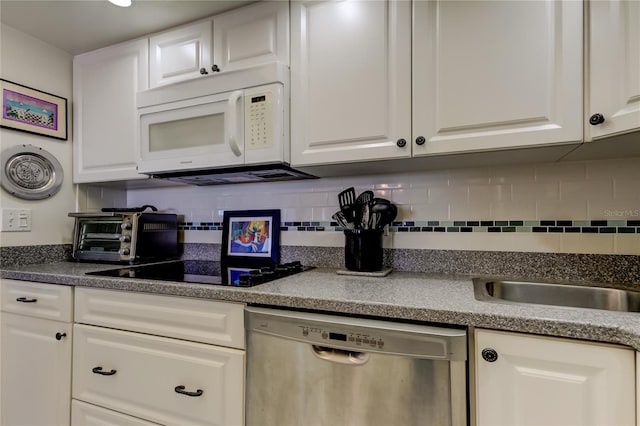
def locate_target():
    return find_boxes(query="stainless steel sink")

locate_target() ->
[473,279,640,312]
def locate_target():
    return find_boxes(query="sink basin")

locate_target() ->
[473,279,640,313]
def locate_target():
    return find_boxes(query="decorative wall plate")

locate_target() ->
[1,144,63,199]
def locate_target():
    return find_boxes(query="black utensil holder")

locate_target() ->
[344,229,384,272]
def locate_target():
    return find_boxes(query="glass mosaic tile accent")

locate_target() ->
[178,220,640,234]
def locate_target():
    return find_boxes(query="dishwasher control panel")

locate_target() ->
[246,306,468,360]
[301,326,385,349]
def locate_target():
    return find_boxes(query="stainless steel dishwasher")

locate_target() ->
[245,307,468,426]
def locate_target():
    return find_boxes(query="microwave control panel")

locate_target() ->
[245,90,274,150]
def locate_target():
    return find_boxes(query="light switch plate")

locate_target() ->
[1,208,32,232]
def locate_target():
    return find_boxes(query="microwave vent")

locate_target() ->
[147,163,317,186]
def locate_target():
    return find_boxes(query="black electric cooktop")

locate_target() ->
[86,260,310,287]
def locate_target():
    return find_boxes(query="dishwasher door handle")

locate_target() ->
[311,345,370,365]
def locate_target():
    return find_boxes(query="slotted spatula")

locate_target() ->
[355,190,374,207]
[338,187,357,222]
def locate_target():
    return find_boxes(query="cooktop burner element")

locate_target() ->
[86,260,310,287]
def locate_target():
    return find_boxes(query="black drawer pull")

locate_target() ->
[55,332,67,341]
[174,385,203,397]
[16,297,37,303]
[92,366,117,376]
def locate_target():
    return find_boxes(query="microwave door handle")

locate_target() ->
[227,90,243,157]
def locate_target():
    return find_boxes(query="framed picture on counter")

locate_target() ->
[221,209,281,268]
[0,79,68,141]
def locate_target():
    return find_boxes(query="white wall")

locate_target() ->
[127,157,640,255]
[0,24,76,247]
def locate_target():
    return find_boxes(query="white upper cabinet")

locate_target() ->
[291,0,582,167]
[586,0,640,140]
[149,20,213,88]
[149,2,289,89]
[290,0,412,166]
[73,39,149,183]
[413,0,583,156]
[213,0,289,72]
[476,329,636,426]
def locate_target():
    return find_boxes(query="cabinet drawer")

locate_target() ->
[75,287,245,349]
[1,279,72,322]
[72,399,161,426]
[72,324,244,426]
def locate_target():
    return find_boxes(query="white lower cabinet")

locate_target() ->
[72,400,160,426]
[0,280,73,426]
[475,329,636,426]
[72,288,245,426]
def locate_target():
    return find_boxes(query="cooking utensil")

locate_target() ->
[368,211,379,230]
[358,202,370,229]
[370,198,397,229]
[338,187,357,222]
[354,190,374,229]
[355,190,374,207]
[332,211,354,229]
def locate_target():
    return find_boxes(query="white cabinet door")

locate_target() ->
[1,312,72,426]
[587,0,640,140]
[73,324,244,426]
[290,0,412,166]
[149,20,213,88]
[413,0,583,156]
[213,0,289,72]
[475,329,635,426]
[73,39,148,183]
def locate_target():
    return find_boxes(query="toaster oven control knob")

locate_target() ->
[119,236,131,242]
[121,222,131,230]
[119,248,130,256]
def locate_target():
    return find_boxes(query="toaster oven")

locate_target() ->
[69,211,178,263]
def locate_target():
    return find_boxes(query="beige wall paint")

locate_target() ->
[0,24,76,247]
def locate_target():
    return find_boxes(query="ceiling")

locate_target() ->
[0,0,256,55]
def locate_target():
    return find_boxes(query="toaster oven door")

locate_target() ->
[73,218,123,261]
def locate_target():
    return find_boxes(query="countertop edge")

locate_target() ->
[2,266,639,352]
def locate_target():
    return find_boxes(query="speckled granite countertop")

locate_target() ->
[2,261,640,351]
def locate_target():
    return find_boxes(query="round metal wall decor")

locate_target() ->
[1,144,64,200]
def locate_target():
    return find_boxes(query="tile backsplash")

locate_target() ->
[118,157,640,255]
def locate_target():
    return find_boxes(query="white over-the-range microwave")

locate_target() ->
[136,63,315,185]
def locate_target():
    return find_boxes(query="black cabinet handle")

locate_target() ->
[199,67,208,75]
[415,136,426,146]
[211,64,220,73]
[481,348,499,362]
[396,138,407,148]
[92,366,117,376]
[174,385,203,397]
[16,297,37,303]
[589,113,605,125]
[55,332,66,341]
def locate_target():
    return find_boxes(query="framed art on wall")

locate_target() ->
[221,209,281,269]
[0,79,68,141]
